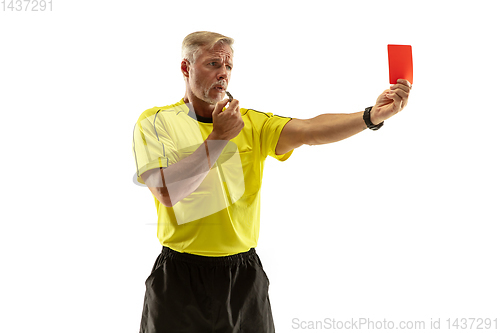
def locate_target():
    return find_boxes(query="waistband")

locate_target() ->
[161,246,257,266]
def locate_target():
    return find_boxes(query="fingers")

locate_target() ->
[213,98,230,116]
[391,82,411,94]
[397,79,412,89]
[212,98,243,140]
[387,89,405,100]
[213,98,240,118]
[226,98,240,114]
[214,98,239,115]
[393,79,412,92]
[386,89,404,111]
[386,89,403,103]
[388,80,411,109]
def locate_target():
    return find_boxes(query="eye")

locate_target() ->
[209,62,217,66]
[226,65,232,71]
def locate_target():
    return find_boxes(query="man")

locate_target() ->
[133,31,411,332]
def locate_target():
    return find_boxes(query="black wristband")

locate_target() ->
[363,106,384,130]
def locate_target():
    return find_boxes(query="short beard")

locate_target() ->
[203,80,227,105]
[202,88,220,105]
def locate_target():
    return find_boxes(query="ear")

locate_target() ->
[181,60,190,78]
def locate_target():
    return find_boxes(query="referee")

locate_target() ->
[132,31,411,332]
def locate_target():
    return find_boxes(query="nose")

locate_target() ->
[217,67,229,81]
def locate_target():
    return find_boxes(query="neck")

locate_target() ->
[183,90,215,119]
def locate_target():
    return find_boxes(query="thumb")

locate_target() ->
[213,98,229,116]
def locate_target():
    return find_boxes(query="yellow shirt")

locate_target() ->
[133,99,293,256]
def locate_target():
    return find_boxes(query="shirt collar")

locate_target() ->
[179,98,214,124]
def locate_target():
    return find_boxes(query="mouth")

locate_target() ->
[213,86,226,93]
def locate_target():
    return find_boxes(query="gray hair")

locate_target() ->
[181,31,234,64]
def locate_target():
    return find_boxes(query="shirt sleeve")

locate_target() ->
[132,111,177,184]
[260,113,294,161]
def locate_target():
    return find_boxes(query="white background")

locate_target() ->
[1,0,499,332]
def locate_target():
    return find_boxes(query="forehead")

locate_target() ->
[199,43,233,62]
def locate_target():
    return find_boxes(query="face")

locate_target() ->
[184,43,233,105]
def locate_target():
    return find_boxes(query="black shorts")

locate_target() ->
[139,246,274,333]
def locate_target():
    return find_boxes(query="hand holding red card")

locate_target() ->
[368,45,413,126]
[388,44,413,84]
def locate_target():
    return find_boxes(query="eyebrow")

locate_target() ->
[207,58,233,66]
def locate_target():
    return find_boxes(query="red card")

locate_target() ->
[388,44,413,84]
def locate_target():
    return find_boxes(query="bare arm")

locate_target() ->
[142,98,244,207]
[276,80,412,155]
[276,112,366,155]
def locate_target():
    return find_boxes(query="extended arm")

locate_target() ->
[276,79,412,155]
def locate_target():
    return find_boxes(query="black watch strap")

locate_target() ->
[363,106,384,130]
